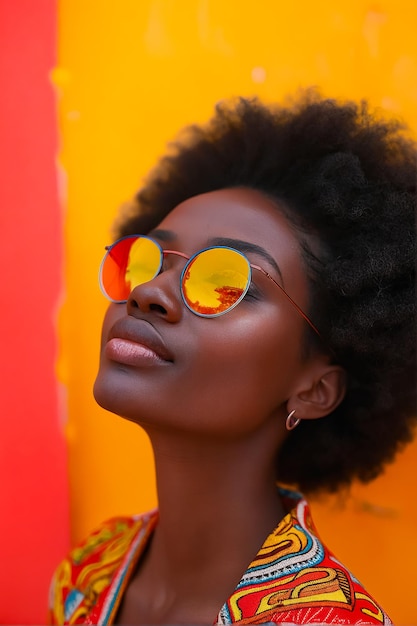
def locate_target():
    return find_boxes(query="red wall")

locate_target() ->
[0,1,69,622]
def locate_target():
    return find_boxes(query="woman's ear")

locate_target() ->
[288,361,347,421]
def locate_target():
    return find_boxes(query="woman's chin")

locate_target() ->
[93,370,155,427]
[93,371,126,416]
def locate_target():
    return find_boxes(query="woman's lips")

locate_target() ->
[105,317,173,367]
[105,338,168,367]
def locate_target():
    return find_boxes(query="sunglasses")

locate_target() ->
[99,235,321,336]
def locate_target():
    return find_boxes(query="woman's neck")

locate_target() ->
[121,425,287,624]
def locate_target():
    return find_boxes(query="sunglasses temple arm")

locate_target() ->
[255,267,323,340]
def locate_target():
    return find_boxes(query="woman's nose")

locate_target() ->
[126,270,183,322]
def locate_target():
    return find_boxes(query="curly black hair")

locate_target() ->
[115,91,416,495]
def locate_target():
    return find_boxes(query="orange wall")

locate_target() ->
[56,2,417,623]
[0,1,69,623]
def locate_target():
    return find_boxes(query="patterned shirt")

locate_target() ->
[49,488,391,624]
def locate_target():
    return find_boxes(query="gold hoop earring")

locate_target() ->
[286,409,301,431]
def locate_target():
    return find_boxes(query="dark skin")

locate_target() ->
[94,188,346,625]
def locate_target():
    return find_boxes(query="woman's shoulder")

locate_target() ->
[48,510,158,625]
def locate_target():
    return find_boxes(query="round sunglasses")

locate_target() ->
[99,235,321,336]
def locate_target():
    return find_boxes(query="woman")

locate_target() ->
[49,93,416,625]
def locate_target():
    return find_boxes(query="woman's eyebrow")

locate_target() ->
[148,228,176,242]
[209,237,284,285]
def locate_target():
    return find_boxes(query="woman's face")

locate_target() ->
[94,188,315,440]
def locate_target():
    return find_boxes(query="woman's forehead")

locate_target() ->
[157,188,298,250]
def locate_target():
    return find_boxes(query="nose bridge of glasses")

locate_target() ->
[162,249,190,262]
[158,249,190,280]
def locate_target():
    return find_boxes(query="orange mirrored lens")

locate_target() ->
[101,236,161,302]
[182,247,250,315]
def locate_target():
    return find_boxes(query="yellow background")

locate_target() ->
[56,1,417,622]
